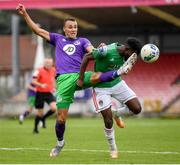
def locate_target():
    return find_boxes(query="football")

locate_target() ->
[140,44,160,63]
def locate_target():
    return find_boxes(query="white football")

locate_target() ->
[140,44,160,63]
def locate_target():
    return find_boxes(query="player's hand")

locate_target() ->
[41,83,47,88]
[52,88,56,93]
[76,79,84,88]
[16,4,26,16]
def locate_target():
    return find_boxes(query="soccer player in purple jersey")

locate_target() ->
[16,4,135,157]
[19,81,36,124]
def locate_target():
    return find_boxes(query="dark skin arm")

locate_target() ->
[77,52,94,87]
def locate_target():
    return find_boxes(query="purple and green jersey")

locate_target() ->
[27,83,36,97]
[49,33,91,74]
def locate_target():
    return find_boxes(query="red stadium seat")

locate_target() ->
[123,53,180,107]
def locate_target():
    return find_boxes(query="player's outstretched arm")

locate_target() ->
[16,4,50,41]
[77,52,94,87]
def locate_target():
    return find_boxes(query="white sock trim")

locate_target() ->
[57,139,64,147]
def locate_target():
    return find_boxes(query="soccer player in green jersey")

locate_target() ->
[77,37,142,158]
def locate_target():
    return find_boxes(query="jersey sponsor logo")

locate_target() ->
[63,44,76,55]
[98,100,104,107]
[110,58,115,62]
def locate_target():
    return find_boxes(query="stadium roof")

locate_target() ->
[1,0,180,32]
[26,5,180,33]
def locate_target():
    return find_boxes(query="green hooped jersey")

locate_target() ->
[92,43,125,88]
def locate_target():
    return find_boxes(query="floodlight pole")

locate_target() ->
[11,14,20,95]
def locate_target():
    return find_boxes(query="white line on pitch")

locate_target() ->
[0,147,179,155]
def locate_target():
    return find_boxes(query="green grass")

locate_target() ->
[0,117,180,164]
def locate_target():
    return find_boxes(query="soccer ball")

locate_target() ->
[140,44,160,63]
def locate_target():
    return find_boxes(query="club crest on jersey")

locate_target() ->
[74,40,80,45]
[98,100,104,107]
[97,46,107,56]
[63,44,76,55]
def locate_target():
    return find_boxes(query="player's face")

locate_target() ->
[63,20,78,39]
[122,45,136,60]
[44,59,53,69]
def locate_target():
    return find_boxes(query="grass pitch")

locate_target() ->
[0,117,180,164]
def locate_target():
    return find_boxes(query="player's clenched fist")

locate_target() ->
[16,4,26,15]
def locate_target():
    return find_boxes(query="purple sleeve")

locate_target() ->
[82,38,92,51]
[49,33,61,46]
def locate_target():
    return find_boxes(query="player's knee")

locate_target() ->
[126,99,142,115]
[133,104,142,115]
[90,72,101,83]
[57,117,66,124]
[50,102,57,111]
[104,118,113,129]
[37,109,43,117]
[57,111,67,124]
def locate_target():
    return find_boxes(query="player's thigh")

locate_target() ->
[35,92,45,109]
[57,109,68,123]
[49,101,57,112]
[82,71,99,89]
[125,97,141,114]
[112,80,137,103]
[92,87,112,113]
[56,73,78,109]
[84,71,101,86]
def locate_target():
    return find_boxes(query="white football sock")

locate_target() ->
[104,127,117,151]
[57,139,64,147]
[116,67,123,76]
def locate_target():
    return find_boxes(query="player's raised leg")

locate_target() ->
[79,52,138,88]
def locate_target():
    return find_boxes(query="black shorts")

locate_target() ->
[35,92,56,109]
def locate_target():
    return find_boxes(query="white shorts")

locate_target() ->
[92,80,136,113]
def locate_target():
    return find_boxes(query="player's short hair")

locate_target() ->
[63,17,77,27]
[125,37,142,55]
